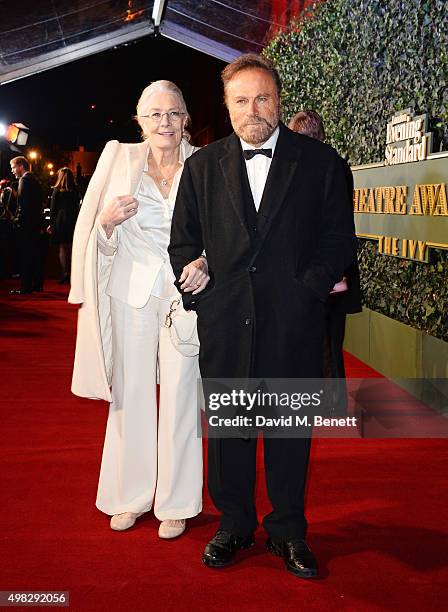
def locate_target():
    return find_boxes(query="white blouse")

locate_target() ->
[135,166,182,299]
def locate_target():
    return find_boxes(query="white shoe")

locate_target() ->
[110,511,144,531]
[158,519,186,539]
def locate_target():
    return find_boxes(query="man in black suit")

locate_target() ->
[169,55,357,578]
[10,156,43,294]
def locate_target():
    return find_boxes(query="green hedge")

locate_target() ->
[264,0,448,164]
[264,0,448,341]
[358,242,447,341]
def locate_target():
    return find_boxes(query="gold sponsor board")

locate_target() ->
[352,109,447,262]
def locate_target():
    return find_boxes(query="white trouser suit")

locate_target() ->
[95,167,202,519]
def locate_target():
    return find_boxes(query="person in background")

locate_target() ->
[76,163,82,184]
[288,110,362,412]
[47,167,80,283]
[9,156,43,294]
[288,110,326,142]
[69,81,207,538]
[1,180,21,279]
[0,180,14,279]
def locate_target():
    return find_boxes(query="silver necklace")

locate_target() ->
[148,153,179,188]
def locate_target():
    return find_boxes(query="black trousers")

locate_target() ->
[207,435,311,540]
[324,307,348,416]
[0,220,11,279]
[324,307,347,379]
[19,231,43,292]
[207,301,314,540]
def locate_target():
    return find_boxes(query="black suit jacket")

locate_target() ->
[15,172,43,235]
[327,159,362,315]
[169,123,357,380]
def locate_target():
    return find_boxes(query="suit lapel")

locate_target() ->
[126,139,150,195]
[219,134,251,241]
[256,123,301,242]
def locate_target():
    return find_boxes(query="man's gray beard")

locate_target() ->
[236,120,278,145]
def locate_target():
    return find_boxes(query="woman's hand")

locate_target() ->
[99,195,138,238]
[46,225,53,235]
[179,257,210,295]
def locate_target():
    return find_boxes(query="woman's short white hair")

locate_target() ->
[136,80,191,140]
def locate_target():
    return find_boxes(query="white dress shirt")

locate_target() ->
[240,126,280,211]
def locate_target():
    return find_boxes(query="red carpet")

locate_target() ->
[1,280,447,611]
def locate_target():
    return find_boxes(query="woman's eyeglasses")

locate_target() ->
[138,111,186,124]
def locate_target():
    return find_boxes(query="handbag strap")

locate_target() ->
[164,298,181,328]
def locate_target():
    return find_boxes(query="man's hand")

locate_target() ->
[99,195,138,238]
[179,257,210,295]
[330,277,348,294]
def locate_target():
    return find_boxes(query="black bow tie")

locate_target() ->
[243,148,272,160]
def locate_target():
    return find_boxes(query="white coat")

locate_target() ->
[68,138,198,402]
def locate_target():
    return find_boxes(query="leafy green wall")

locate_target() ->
[265,0,448,341]
[359,242,447,341]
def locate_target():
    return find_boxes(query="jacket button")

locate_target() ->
[248,266,257,273]
[245,318,252,325]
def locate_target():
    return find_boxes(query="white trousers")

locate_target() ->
[96,295,203,519]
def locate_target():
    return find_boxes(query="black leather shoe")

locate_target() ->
[266,538,318,578]
[10,289,32,295]
[202,529,255,568]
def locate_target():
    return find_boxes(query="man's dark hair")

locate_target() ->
[10,156,30,171]
[221,54,282,100]
[288,110,326,142]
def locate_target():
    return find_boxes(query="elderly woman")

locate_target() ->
[69,81,208,538]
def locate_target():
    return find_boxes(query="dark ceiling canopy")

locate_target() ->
[0,1,304,84]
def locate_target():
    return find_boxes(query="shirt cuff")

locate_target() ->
[96,218,118,255]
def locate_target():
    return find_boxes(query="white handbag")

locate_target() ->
[164,298,200,357]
